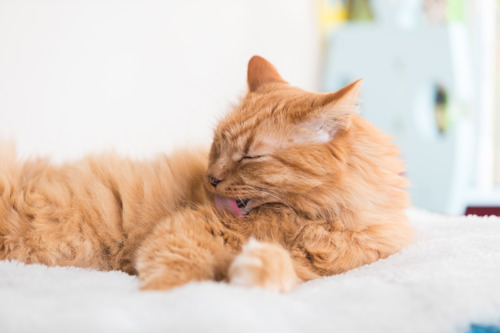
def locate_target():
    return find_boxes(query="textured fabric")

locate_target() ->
[1,209,499,333]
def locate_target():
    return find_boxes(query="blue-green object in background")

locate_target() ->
[346,0,373,21]
[447,0,465,22]
[470,324,500,333]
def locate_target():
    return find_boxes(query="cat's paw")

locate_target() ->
[228,238,300,292]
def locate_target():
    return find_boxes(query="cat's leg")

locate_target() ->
[289,220,413,278]
[135,209,236,290]
[228,238,301,292]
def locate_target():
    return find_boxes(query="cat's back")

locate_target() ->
[0,144,208,272]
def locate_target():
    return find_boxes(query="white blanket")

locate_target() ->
[1,210,500,333]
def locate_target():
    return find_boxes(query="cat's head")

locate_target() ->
[206,56,365,218]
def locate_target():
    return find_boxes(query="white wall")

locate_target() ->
[0,0,320,162]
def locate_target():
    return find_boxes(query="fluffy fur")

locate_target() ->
[0,56,412,291]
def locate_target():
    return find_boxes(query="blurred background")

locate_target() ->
[0,0,498,215]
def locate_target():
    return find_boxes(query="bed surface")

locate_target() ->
[1,209,500,333]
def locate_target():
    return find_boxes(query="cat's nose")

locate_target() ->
[208,175,223,188]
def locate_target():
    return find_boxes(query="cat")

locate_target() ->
[0,56,412,292]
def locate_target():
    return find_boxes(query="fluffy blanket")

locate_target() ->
[1,210,500,333]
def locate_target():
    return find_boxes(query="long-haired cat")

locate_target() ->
[0,56,412,292]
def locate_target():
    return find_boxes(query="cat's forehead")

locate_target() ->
[216,114,303,157]
[214,87,324,151]
[217,118,268,148]
[219,90,313,132]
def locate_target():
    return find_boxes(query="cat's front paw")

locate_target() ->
[228,238,300,292]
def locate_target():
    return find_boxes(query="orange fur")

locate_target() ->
[0,56,412,292]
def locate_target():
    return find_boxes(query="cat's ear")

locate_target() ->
[300,79,362,143]
[247,56,287,92]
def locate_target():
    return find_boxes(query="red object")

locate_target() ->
[465,206,500,217]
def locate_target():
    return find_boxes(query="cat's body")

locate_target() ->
[0,147,209,275]
[0,56,412,291]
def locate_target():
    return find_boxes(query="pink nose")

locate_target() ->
[208,175,222,188]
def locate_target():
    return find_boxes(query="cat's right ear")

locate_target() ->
[318,79,362,129]
[247,56,287,92]
[297,79,363,144]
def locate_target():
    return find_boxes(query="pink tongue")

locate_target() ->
[214,194,244,218]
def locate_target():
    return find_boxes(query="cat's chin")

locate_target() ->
[240,198,273,215]
[214,194,274,217]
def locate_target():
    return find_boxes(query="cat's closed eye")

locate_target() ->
[238,155,264,163]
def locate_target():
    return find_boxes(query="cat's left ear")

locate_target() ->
[301,79,362,143]
[247,56,287,92]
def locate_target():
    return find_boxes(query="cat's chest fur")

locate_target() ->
[212,205,323,253]
[216,206,302,243]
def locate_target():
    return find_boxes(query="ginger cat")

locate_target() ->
[0,56,412,292]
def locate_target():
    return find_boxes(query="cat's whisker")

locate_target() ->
[236,193,247,210]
